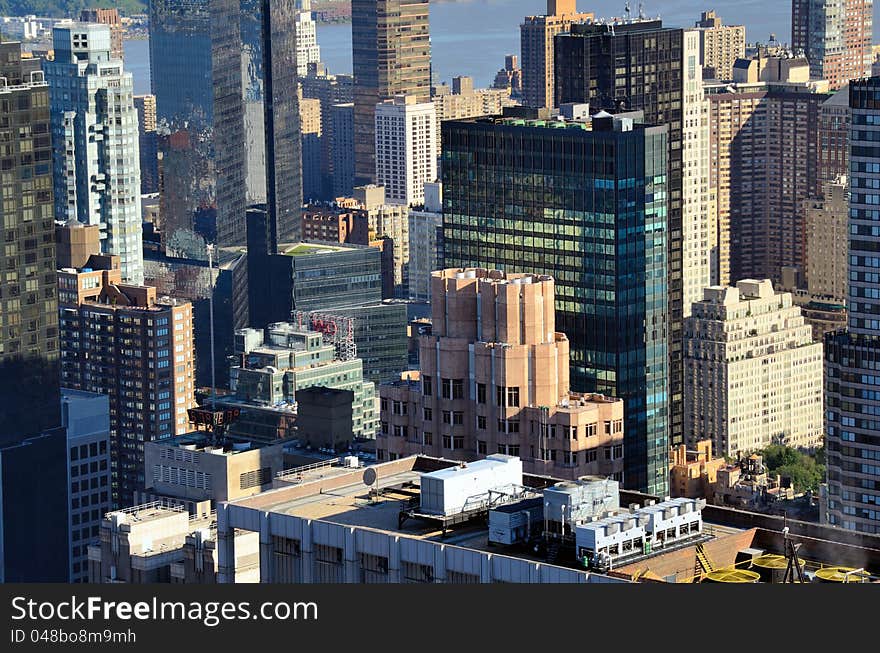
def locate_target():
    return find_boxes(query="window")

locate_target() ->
[477,440,487,454]
[496,385,506,407]
[452,379,464,399]
[477,415,487,430]
[392,401,407,416]
[441,378,452,399]
[423,407,433,421]
[452,411,464,425]
[423,432,432,446]
[569,426,578,439]
[422,376,432,396]
[604,446,612,460]
[453,436,464,450]
[476,383,486,404]
[585,424,597,437]
[442,411,451,425]
[381,421,388,435]
[507,387,520,407]
[585,449,597,463]
[612,444,623,459]
[380,398,388,412]
[442,435,452,449]
[563,451,576,465]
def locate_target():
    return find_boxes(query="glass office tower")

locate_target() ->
[441,112,670,494]
[151,0,302,253]
[554,20,686,447]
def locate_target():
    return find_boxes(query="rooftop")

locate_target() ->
[154,431,280,456]
[282,242,353,257]
[229,456,880,581]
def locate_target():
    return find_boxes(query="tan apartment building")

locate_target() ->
[377,268,625,482]
[805,176,849,302]
[694,10,745,81]
[57,231,196,508]
[431,76,518,158]
[520,0,593,109]
[80,8,124,60]
[684,280,824,457]
[706,55,840,286]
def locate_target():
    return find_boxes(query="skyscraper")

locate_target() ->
[214,0,303,248]
[46,23,144,285]
[684,279,824,457]
[520,0,593,110]
[58,251,196,509]
[442,109,669,494]
[149,0,215,257]
[79,7,124,60]
[791,0,873,90]
[0,40,69,582]
[693,10,745,81]
[352,0,431,186]
[554,19,693,444]
[293,0,322,77]
[824,77,880,534]
[151,0,303,254]
[375,95,437,206]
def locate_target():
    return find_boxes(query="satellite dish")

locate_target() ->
[362,467,377,487]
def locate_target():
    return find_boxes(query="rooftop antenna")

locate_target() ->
[624,2,631,21]
[639,2,646,20]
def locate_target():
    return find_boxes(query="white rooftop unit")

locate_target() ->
[419,454,523,516]
[639,498,703,539]
[488,496,543,546]
[575,514,647,560]
[542,477,619,526]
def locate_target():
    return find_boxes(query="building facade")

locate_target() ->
[149,0,215,258]
[378,269,626,481]
[0,41,68,582]
[684,280,824,457]
[375,95,437,206]
[694,10,746,81]
[805,176,849,301]
[520,0,593,109]
[555,19,687,445]
[135,94,159,195]
[441,111,669,494]
[79,7,124,60]
[791,0,873,90]
[58,255,196,508]
[824,77,880,534]
[301,66,354,200]
[407,182,443,302]
[293,0,321,77]
[705,57,838,286]
[46,24,144,285]
[351,0,431,185]
[61,389,112,582]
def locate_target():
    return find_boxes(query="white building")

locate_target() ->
[682,29,715,318]
[375,95,437,207]
[684,279,824,456]
[46,23,144,284]
[61,388,111,583]
[407,181,442,301]
[294,0,321,78]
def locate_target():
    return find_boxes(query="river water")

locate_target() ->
[125,0,876,94]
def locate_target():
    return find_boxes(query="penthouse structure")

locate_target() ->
[379,269,625,481]
[684,280,824,457]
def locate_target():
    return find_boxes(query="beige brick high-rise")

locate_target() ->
[684,280,824,457]
[694,10,745,81]
[520,0,592,109]
[378,269,625,481]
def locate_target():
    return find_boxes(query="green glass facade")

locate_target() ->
[441,115,669,494]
